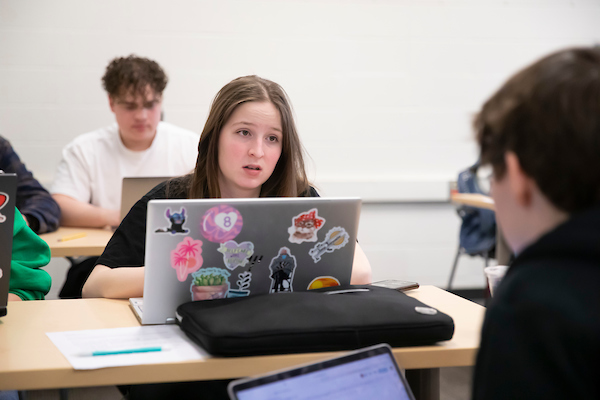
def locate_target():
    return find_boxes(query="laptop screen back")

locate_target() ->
[137,197,361,325]
[120,177,170,220]
[228,344,415,400]
[0,173,17,317]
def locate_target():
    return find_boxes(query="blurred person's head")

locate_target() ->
[475,47,600,253]
[103,55,168,151]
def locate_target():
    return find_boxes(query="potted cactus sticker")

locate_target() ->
[190,267,231,301]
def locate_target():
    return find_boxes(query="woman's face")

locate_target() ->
[217,101,283,198]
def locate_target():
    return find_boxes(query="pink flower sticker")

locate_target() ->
[170,237,203,282]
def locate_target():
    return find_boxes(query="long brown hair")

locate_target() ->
[187,75,310,199]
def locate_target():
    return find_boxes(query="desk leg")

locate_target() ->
[496,225,511,265]
[406,368,440,400]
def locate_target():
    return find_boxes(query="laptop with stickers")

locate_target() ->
[227,343,416,400]
[0,173,17,317]
[120,177,171,220]
[130,197,361,325]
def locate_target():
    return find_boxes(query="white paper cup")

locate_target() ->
[484,265,509,297]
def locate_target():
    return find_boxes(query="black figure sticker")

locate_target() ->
[269,247,297,293]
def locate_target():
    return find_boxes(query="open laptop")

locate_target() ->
[120,177,171,220]
[130,197,361,325]
[0,173,17,317]
[228,343,415,400]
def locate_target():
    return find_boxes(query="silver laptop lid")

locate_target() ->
[141,197,361,324]
[0,173,17,317]
[228,343,415,400]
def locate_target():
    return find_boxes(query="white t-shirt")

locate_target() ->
[51,122,199,211]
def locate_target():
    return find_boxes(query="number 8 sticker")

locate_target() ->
[201,205,243,243]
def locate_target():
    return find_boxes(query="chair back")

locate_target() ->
[456,162,496,255]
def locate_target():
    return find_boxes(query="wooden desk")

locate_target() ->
[39,227,114,257]
[0,286,484,399]
[450,193,494,211]
[450,193,511,265]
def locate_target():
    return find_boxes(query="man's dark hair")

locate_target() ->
[476,47,600,213]
[102,55,168,98]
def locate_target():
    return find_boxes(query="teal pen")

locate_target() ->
[90,346,164,356]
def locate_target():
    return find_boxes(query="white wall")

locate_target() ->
[1,0,599,295]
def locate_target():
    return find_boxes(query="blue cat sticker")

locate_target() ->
[155,208,189,234]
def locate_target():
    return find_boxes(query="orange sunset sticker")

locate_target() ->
[307,276,341,290]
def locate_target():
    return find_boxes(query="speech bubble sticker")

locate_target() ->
[287,208,325,244]
[269,247,297,293]
[190,267,231,301]
[309,227,350,263]
[155,208,189,234]
[307,276,341,290]
[170,237,203,282]
[200,205,243,243]
[217,240,254,270]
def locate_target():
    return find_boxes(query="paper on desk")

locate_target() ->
[47,325,209,370]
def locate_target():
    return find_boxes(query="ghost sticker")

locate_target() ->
[0,192,9,223]
[288,208,325,244]
[200,205,243,243]
[307,276,341,290]
[217,240,254,270]
[228,271,252,298]
[190,268,231,301]
[269,247,297,293]
[309,227,350,263]
[170,237,203,282]
[155,208,189,234]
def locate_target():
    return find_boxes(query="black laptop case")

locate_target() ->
[176,285,455,357]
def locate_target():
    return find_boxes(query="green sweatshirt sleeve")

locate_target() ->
[9,208,52,300]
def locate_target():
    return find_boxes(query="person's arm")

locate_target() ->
[53,193,120,228]
[82,264,145,299]
[303,186,371,284]
[8,293,22,301]
[350,243,372,284]
[81,186,158,298]
[0,136,61,233]
[51,137,121,228]
[9,209,52,300]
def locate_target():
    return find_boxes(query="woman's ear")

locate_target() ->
[505,151,534,208]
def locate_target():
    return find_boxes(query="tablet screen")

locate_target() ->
[229,344,414,400]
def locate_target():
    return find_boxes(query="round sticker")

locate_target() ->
[200,205,243,243]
